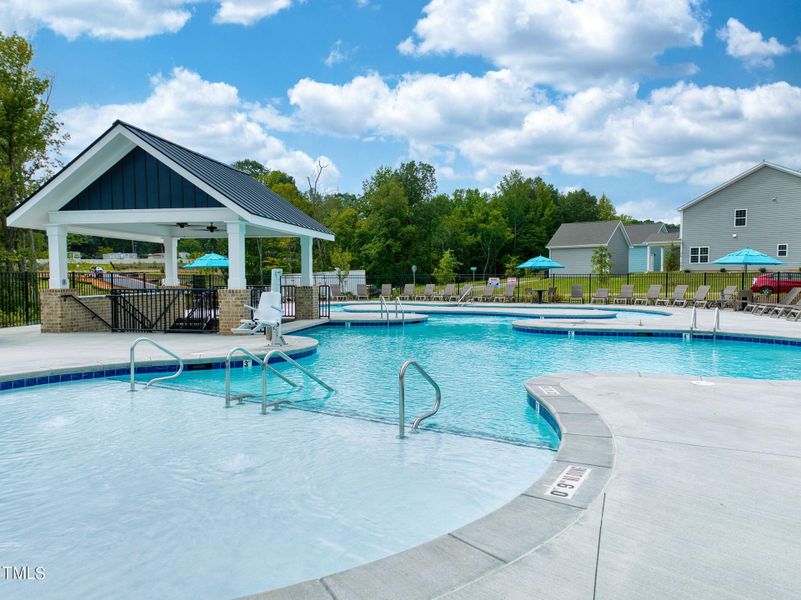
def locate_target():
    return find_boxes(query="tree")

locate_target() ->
[664,243,680,271]
[596,194,616,221]
[330,247,352,286]
[433,249,459,284]
[556,189,599,225]
[0,33,67,270]
[591,246,613,275]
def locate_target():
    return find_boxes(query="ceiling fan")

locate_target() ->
[175,222,219,233]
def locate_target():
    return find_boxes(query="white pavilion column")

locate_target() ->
[226,221,246,290]
[46,224,69,289]
[300,235,313,286]
[646,246,653,272]
[163,237,180,286]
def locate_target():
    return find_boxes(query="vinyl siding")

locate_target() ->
[606,227,629,274]
[549,247,595,274]
[681,166,801,270]
[629,246,663,272]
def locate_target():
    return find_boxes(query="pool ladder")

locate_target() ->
[398,360,442,439]
[456,286,474,306]
[379,296,406,324]
[225,347,334,414]
[129,337,184,391]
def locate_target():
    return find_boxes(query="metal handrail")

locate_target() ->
[262,349,334,414]
[394,297,406,323]
[225,347,300,411]
[712,307,720,336]
[689,306,697,333]
[456,286,474,306]
[379,295,389,323]
[398,359,442,439]
[129,337,184,391]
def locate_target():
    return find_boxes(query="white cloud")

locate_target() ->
[717,18,790,68]
[0,0,294,39]
[289,69,537,143]
[212,0,292,25]
[323,40,355,67]
[60,68,338,187]
[287,68,801,189]
[399,0,704,91]
[616,199,679,225]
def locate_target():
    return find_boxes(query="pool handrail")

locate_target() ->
[379,295,389,323]
[398,359,442,439]
[262,349,334,414]
[456,286,474,306]
[129,337,184,392]
[224,347,300,412]
[394,297,406,323]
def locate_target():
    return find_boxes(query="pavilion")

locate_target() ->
[7,120,334,333]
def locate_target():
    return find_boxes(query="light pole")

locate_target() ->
[470,266,477,286]
[411,264,417,287]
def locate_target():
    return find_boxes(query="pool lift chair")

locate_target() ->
[231,291,286,346]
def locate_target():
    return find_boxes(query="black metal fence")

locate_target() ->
[110,288,219,333]
[0,272,46,328]
[318,284,331,318]
[248,285,296,321]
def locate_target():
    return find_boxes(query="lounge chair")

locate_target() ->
[590,288,609,304]
[546,287,557,303]
[785,297,801,321]
[494,283,516,303]
[567,284,583,303]
[433,283,456,301]
[655,284,688,306]
[415,283,435,301]
[398,283,415,300]
[633,284,662,305]
[756,287,801,317]
[711,285,738,309]
[478,285,495,302]
[380,283,392,298]
[230,291,285,345]
[356,284,370,300]
[676,285,710,308]
[613,285,634,304]
[328,283,346,301]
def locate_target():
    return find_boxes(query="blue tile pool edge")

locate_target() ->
[512,324,801,346]
[0,347,318,392]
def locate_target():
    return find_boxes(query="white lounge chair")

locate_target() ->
[230,291,286,345]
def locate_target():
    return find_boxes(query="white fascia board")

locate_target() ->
[65,225,167,244]
[608,221,632,247]
[49,207,236,226]
[8,126,135,228]
[119,128,335,242]
[547,244,603,249]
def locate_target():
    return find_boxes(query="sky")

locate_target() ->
[3,0,800,224]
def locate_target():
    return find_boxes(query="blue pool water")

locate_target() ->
[169,313,799,447]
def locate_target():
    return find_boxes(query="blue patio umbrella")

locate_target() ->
[184,253,229,269]
[711,248,782,271]
[517,255,565,270]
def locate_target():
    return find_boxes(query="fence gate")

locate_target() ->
[110,288,219,333]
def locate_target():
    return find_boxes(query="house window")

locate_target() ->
[734,209,747,227]
[690,247,709,264]
[777,243,788,258]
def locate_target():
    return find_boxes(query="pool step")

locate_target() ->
[230,393,256,405]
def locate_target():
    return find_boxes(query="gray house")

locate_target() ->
[546,220,631,274]
[678,161,801,270]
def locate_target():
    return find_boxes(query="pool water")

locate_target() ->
[0,381,552,599]
[168,313,799,447]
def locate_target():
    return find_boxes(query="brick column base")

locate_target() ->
[40,288,76,333]
[218,289,252,336]
[295,285,320,320]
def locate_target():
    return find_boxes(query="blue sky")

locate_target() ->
[5,0,801,223]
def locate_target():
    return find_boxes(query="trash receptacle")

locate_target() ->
[736,290,753,311]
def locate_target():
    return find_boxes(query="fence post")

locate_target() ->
[741,271,745,291]
[664,271,669,297]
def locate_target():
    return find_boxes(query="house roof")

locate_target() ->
[8,120,333,240]
[678,161,801,212]
[623,222,665,245]
[645,231,680,244]
[546,220,631,249]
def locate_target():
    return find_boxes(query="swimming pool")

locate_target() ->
[2,312,800,598]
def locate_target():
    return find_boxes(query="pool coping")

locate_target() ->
[0,338,319,390]
[244,375,614,600]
